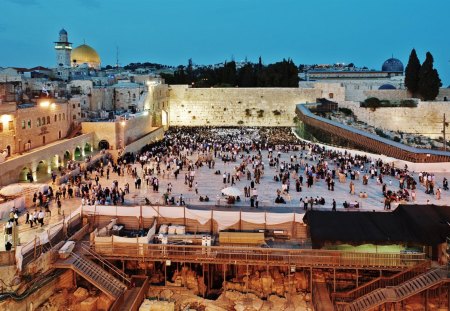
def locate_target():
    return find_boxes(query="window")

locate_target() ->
[73,115,76,120]
[22,120,26,129]
[37,118,41,127]
[63,113,65,120]
[78,103,80,107]
[47,116,50,124]
[8,121,13,130]
[42,117,45,125]
[73,104,75,109]
[27,119,31,128]
[329,93,334,99]
[0,123,3,132]
[59,114,61,121]
[54,115,57,122]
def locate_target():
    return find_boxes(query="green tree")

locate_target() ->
[418,52,442,101]
[404,49,421,95]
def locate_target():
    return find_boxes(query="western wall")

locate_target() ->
[168,85,327,127]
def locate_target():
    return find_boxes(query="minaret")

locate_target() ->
[54,28,72,68]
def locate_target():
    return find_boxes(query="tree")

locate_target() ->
[418,52,442,101]
[404,49,421,95]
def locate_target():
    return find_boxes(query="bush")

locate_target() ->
[361,97,381,110]
[237,120,244,125]
[375,128,389,138]
[338,107,353,116]
[245,109,251,117]
[257,109,264,118]
[273,110,281,116]
[393,136,401,142]
[400,99,417,107]
[293,116,299,123]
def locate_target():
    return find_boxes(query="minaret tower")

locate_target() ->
[54,28,72,68]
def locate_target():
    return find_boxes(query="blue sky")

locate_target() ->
[0,0,449,85]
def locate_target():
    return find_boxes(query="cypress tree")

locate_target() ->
[418,52,442,101]
[404,49,421,95]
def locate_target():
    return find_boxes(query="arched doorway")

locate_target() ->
[64,150,71,162]
[19,167,31,182]
[84,143,92,155]
[36,160,49,181]
[74,147,82,160]
[98,140,109,150]
[6,145,11,157]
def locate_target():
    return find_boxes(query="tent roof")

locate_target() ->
[303,205,450,246]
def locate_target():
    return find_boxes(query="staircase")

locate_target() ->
[344,268,448,311]
[54,253,127,299]
[332,260,430,305]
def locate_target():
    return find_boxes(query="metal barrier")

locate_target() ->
[91,242,426,269]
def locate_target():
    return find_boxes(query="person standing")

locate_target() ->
[332,199,336,211]
[38,209,45,227]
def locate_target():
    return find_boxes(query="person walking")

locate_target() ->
[332,199,336,211]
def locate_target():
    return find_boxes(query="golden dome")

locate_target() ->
[71,44,101,68]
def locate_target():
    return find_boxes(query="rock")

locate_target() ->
[268,295,287,310]
[79,297,98,311]
[160,289,174,300]
[97,293,114,310]
[73,287,89,302]
[139,299,175,311]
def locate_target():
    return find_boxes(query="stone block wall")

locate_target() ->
[339,101,450,139]
[168,86,322,127]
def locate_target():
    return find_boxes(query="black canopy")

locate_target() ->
[303,205,450,247]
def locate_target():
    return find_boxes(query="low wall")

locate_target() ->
[296,104,450,164]
[123,127,164,154]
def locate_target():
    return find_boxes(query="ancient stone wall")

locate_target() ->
[168,86,322,127]
[339,101,450,139]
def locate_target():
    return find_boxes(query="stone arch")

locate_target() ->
[74,146,82,160]
[98,140,109,150]
[84,142,92,154]
[19,167,32,182]
[36,160,49,181]
[64,150,71,161]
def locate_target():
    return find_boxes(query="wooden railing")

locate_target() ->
[91,242,426,269]
[332,260,431,304]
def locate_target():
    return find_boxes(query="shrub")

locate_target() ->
[375,128,389,138]
[237,120,244,125]
[192,116,196,120]
[293,116,299,123]
[257,109,264,118]
[361,97,381,110]
[223,108,227,111]
[400,99,417,107]
[393,136,401,142]
[273,110,281,116]
[245,109,251,117]
[338,107,353,116]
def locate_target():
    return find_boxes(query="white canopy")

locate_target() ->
[221,186,241,197]
[0,184,24,197]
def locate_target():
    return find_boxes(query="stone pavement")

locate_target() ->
[1,148,449,251]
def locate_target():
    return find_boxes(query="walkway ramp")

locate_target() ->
[344,268,448,311]
[312,282,334,311]
[54,253,127,300]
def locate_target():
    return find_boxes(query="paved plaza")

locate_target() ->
[2,130,450,252]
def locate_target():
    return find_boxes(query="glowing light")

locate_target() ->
[143,110,149,116]
[40,101,50,107]
[50,103,56,109]
[120,121,126,127]
[1,114,12,123]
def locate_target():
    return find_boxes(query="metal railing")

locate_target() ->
[331,260,431,304]
[80,242,131,286]
[90,242,426,269]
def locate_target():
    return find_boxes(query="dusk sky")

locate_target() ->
[0,0,449,85]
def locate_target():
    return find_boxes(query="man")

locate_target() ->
[38,209,45,227]
[332,199,336,211]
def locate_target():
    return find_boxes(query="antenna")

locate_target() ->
[116,46,119,68]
